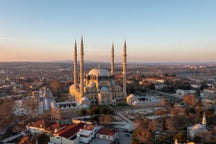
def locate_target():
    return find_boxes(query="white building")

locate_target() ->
[96,127,118,142]
[176,89,196,97]
[13,107,28,116]
[50,123,84,144]
[77,124,101,143]
[187,112,208,139]
[26,120,61,135]
[126,94,162,106]
[38,87,56,114]
[203,88,216,100]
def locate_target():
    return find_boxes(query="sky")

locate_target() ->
[0,0,216,63]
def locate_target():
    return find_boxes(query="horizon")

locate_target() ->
[0,0,216,63]
[1,60,216,65]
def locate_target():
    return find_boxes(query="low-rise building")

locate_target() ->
[176,89,196,97]
[96,127,118,141]
[26,120,62,135]
[50,123,84,144]
[187,112,208,139]
[0,119,13,135]
[126,94,162,106]
[77,124,101,143]
[203,88,216,100]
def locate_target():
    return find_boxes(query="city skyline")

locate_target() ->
[0,0,216,63]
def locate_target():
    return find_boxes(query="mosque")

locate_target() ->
[69,37,127,105]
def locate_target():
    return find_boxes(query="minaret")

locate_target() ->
[174,139,178,144]
[73,40,77,94]
[122,41,127,97]
[202,111,207,126]
[111,43,114,75]
[80,37,84,99]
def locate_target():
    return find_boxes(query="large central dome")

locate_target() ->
[88,68,109,77]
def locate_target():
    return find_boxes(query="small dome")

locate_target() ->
[80,97,90,105]
[101,87,109,92]
[128,94,135,98]
[192,124,204,131]
[81,97,89,102]
[88,68,109,77]
[126,94,137,106]
[82,104,89,109]
[132,101,138,106]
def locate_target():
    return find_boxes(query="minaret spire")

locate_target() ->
[80,37,84,99]
[202,111,207,126]
[73,40,77,95]
[122,40,127,97]
[111,43,114,75]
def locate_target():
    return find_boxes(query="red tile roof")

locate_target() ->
[97,128,117,136]
[28,120,63,132]
[55,123,84,139]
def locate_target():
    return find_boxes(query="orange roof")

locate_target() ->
[55,123,84,138]
[97,127,117,136]
[29,120,63,131]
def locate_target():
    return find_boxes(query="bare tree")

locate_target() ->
[99,114,112,124]
[50,79,61,91]
[183,94,196,107]
[0,99,14,120]
[132,126,152,143]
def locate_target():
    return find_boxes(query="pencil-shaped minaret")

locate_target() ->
[80,37,84,98]
[111,43,114,75]
[122,41,127,97]
[202,111,207,126]
[74,40,77,93]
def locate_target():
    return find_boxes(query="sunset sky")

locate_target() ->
[0,0,216,63]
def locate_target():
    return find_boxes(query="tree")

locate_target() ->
[193,136,201,143]
[161,118,176,132]
[132,127,152,143]
[49,79,62,97]
[174,132,186,143]
[183,94,196,107]
[80,108,87,116]
[196,98,203,116]
[99,114,112,124]
[38,133,50,144]
[50,79,61,91]
[0,99,14,120]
